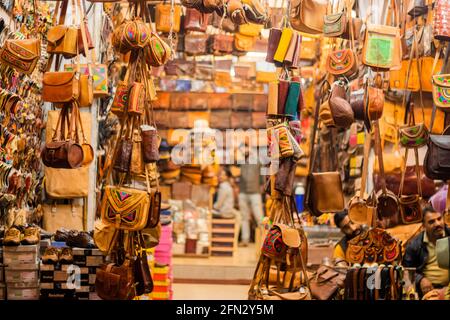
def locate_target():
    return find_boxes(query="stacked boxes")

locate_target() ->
[40,247,105,300]
[152,223,173,300]
[3,245,40,300]
[211,218,238,257]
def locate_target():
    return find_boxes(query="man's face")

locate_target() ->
[339,216,362,239]
[218,170,227,183]
[423,211,445,240]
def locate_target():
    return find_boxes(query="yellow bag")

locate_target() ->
[214,70,233,87]
[256,71,278,83]
[274,28,293,62]
[93,219,118,254]
[43,202,84,232]
[239,23,263,37]
[155,4,181,33]
[299,38,317,60]
[44,110,91,198]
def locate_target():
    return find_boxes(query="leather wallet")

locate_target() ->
[277,80,290,115]
[266,28,282,63]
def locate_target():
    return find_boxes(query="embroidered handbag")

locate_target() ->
[432,74,450,109]
[128,82,145,115]
[112,18,151,54]
[144,32,171,67]
[101,186,151,231]
[399,123,428,148]
[326,49,357,78]
[111,82,129,117]
[323,5,347,37]
[0,38,40,75]
[362,24,401,70]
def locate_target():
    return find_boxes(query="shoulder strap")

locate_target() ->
[359,129,371,199]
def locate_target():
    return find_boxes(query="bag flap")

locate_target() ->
[5,39,39,60]
[328,49,353,64]
[47,25,69,44]
[105,186,148,216]
[324,12,345,24]
[432,74,450,88]
[430,135,450,150]
[43,72,76,86]
[96,268,121,296]
[274,223,301,248]
[45,141,67,149]
[367,24,399,36]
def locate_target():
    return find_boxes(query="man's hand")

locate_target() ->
[420,277,434,295]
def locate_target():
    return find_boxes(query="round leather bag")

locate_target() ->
[348,196,370,226]
[376,189,400,228]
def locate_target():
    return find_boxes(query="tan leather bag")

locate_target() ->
[42,202,84,232]
[44,110,91,198]
[290,0,327,34]
[0,39,40,75]
[42,71,80,103]
[47,25,78,58]
[94,219,119,254]
[366,86,384,121]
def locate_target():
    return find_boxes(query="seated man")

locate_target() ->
[403,206,450,298]
[333,210,365,262]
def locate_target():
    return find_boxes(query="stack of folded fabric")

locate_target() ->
[180,164,203,185]
[202,165,218,187]
[159,160,180,185]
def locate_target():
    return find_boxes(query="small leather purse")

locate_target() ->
[141,126,160,163]
[328,80,354,129]
[130,129,144,175]
[366,85,384,121]
[155,3,182,33]
[326,49,358,78]
[128,82,145,115]
[42,71,80,103]
[266,28,282,63]
[47,25,79,58]
[184,34,209,55]
[323,6,347,37]
[0,38,40,75]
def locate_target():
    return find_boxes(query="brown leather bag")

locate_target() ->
[142,128,160,163]
[47,25,78,58]
[210,110,231,129]
[42,71,80,103]
[184,34,209,55]
[41,106,84,169]
[290,0,327,34]
[328,80,354,129]
[208,93,232,110]
[95,259,136,300]
[304,83,345,217]
[231,112,252,129]
[155,3,181,33]
[366,86,384,121]
[310,265,346,300]
[209,34,234,55]
[184,8,210,32]
[232,93,254,111]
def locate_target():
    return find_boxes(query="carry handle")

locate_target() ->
[373,120,388,195]
[359,130,371,199]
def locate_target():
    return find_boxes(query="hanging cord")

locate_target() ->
[167,0,176,56]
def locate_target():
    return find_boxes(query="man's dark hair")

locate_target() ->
[333,210,348,228]
[223,166,233,178]
[422,206,441,222]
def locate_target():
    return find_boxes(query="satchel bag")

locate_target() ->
[47,25,78,58]
[366,85,384,121]
[41,106,84,169]
[95,259,136,300]
[155,3,181,33]
[42,71,80,103]
[304,82,345,217]
[0,38,40,75]
[42,202,84,233]
[93,219,118,255]
[310,265,346,300]
[424,122,450,180]
[184,34,208,55]
[44,110,90,198]
[323,0,347,38]
[209,34,234,55]
[326,49,358,78]
[234,33,256,52]
[290,0,327,34]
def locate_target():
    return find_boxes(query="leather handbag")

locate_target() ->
[304,82,345,217]
[374,165,435,198]
[134,232,153,295]
[47,25,78,58]
[234,33,256,52]
[74,106,94,166]
[432,73,450,109]
[42,71,80,103]
[0,38,40,75]
[227,0,248,25]
[328,79,354,129]
[210,110,231,129]
[310,265,346,300]
[209,34,234,55]
[111,81,129,118]
[43,202,84,233]
[144,32,171,67]
[323,0,347,37]
[44,110,90,198]
[424,123,450,180]
[164,59,195,77]
[290,0,327,34]
[434,0,450,41]
[96,259,136,300]
[366,85,384,121]
[350,89,365,121]
[326,49,358,78]
[399,110,428,149]
[41,106,84,169]
[141,127,160,163]
[239,23,263,37]
[374,121,401,229]
[112,18,151,54]
[184,34,209,55]
[362,0,402,70]
[155,3,181,33]
[184,8,209,32]
[93,219,118,255]
[348,131,376,226]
